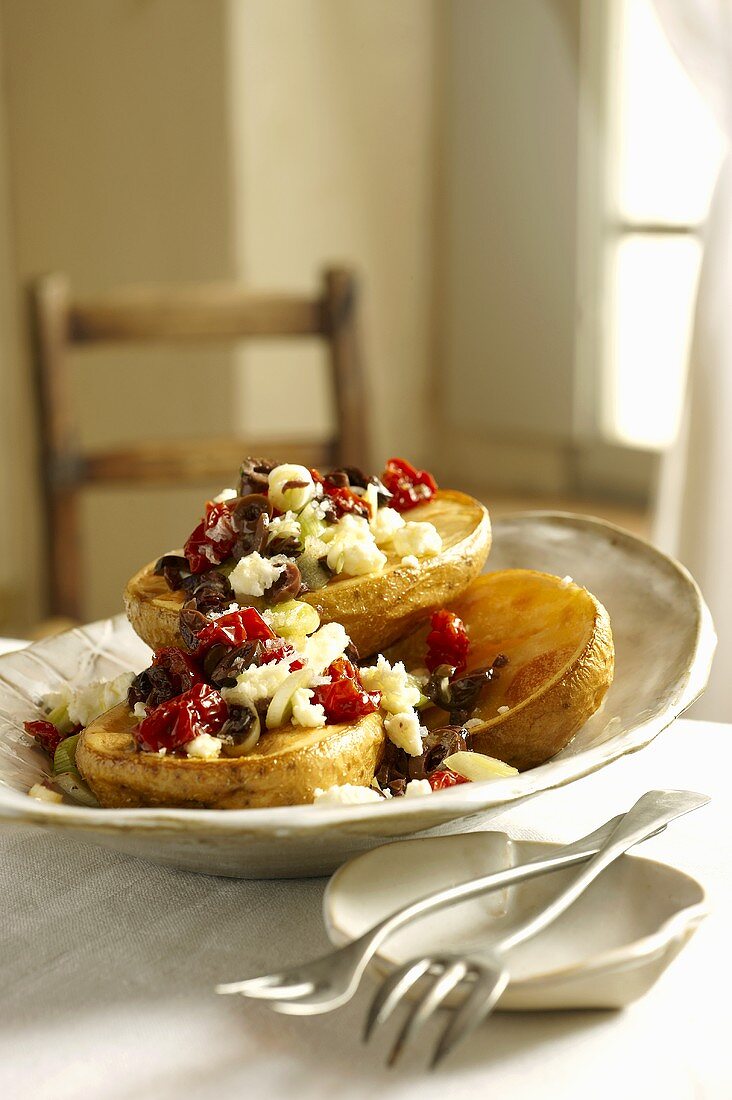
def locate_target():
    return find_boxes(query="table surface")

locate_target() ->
[1,716,729,1100]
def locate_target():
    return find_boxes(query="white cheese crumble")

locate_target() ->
[322,514,387,577]
[185,733,222,759]
[267,511,301,544]
[291,687,327,728]
[559,575,574,588]
[497,705,510,715]
[401,555,419,569]
[45,672,135,728]
[371,506,405,545]
[213,487,238,503]
[360,655,421,714]
[222,657,296,706]
[28,782,63,804]
[301,622,350,675]
[384,710,425,756]
[392,521,442,559]
[229,552,287,599]
[404,779,433,798]
[268,464,315,512]
[313,784,382,805]
[132,702,147,721]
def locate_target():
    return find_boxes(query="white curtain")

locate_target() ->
[653,0,732,719]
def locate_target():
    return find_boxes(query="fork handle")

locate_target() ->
[496,789,709,954]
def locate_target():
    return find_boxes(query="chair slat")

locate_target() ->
[69,287,324,343]
[80,438,334,486]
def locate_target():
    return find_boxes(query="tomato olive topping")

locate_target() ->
[425,609,470,676]
[135,683,228,753]
[381,457,437,513]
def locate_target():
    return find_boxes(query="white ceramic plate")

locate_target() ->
[0,513,715,878]
[324,832,709,1009]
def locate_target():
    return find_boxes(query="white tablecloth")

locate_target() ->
[1,717,730,1100]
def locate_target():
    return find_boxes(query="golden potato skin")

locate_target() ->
[77,704,385,809]
[386,569,614,771]
[124,490,491,657]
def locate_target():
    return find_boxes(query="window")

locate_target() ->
[599,0,725,450]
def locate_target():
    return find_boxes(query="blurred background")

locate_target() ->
[0,1,729,713]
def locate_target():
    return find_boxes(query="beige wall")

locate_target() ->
[228,0,438,465]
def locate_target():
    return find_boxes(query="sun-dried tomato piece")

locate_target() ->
[190,607,275,658]
[135,683,228,753]
[312,658,380,723]
[24,720,67,757]
[425,609,470,676]
[428,768,470,791]
[381,457,437,513]
[184,501,238,574]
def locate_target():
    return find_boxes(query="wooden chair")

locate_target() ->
[29,267,368,620]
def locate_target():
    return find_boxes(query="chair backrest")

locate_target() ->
[29,266,368,619]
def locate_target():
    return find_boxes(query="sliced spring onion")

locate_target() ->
[46,704,76,736]
[265,599,320,639]
[266,668,313,730]
[53,733,81,778]
[442,751,518,782]
[54,772,99,807]
[298,501,327,542]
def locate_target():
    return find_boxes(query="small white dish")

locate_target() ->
[324,832,709,1010]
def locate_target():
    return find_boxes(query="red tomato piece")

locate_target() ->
[191,607,275,658]
[136,683,228,753]
[425,609,470,676]
[381,457,437,513]
[259,637,305,671]
[428,768,470,791]
[184,501,238,574]
[24,720,68,757]
[312,658,380,723]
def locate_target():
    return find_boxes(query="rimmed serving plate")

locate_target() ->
[0,513,715,878]
[323,832,709,1009]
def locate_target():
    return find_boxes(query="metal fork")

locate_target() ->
[216,790,699,1015]
[364,789,709,1068]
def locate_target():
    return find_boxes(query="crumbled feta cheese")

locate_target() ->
[360,655,421,714]
[371,506,405,545]
[392,521,442,559]
[384,710,425,756]
[559,575,574,588]
[213,487,238,503]
[290,687,327,728]
[46,672,135,728]
[497,705,510,715]
[223,657,297,706]
[132,702,147,721]
[401,555,419,570]
[185,733,222,759]
[465,717,483,729]
[28,782,63,804]
[267,511,302,544]
[313,784,382,805]
[323,514,387,576]
[404,779,433,798]
[229,552,287,599]
[268,464,315,512]
[302,622,350,675]
[207,513,234,543]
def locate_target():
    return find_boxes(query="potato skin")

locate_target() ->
[124,490,491,658]
[77,704,385,809]
[386,569,614,771]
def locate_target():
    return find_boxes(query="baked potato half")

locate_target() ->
[386,569,614,770]
[76,704,385,809]
[124,490,491,657]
